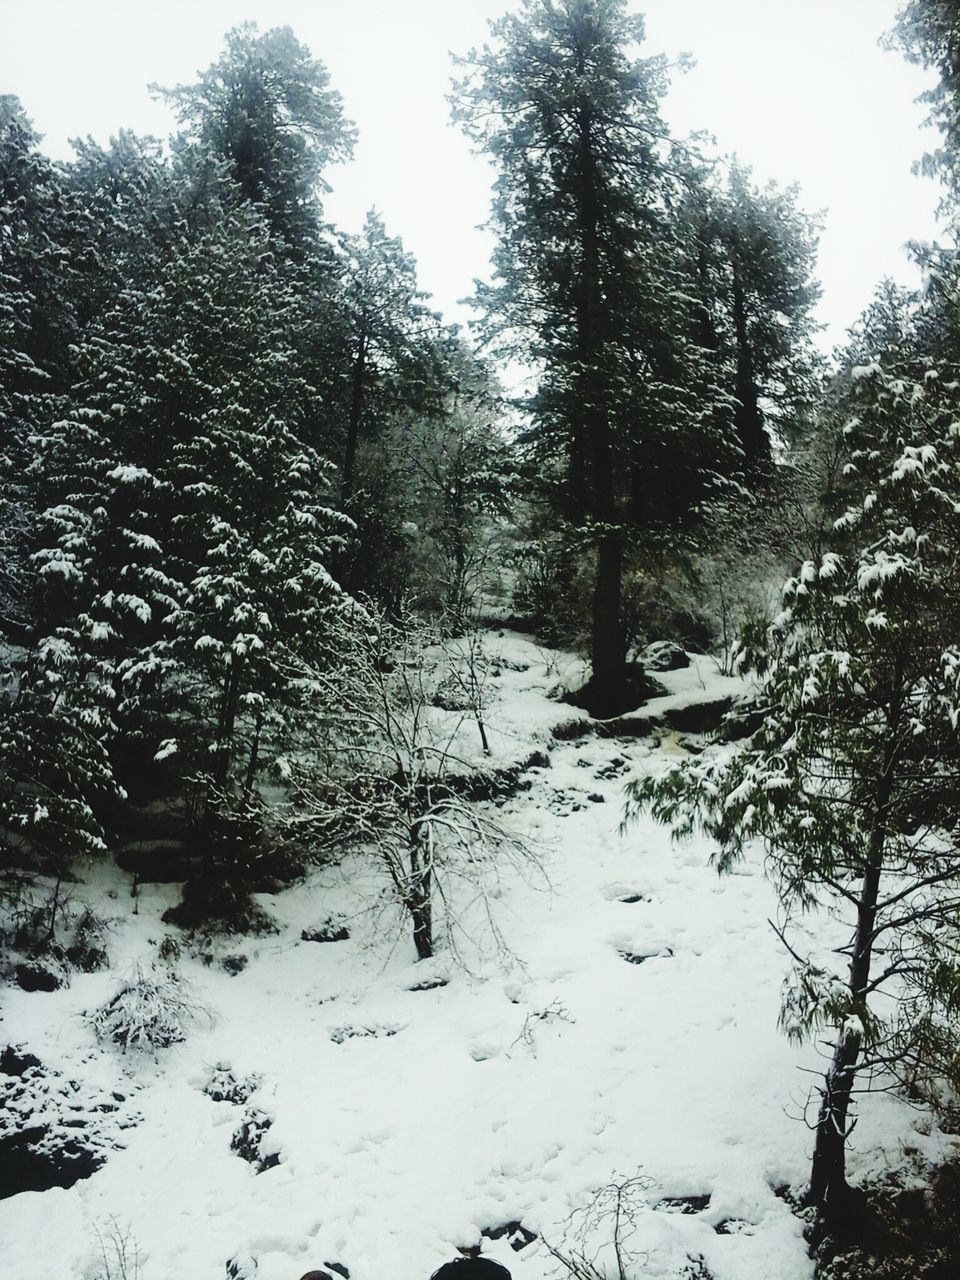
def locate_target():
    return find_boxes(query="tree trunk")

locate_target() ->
[214,658,243,785]
[590,527,626,716]
[341,317,368,501]
[730,264,768,468]
[407,820,434,960]
[575,93,627,716]
[807,782,889,1221]
[241,706,265,801]
[807,1022,862,1217]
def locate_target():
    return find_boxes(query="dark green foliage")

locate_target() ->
[156,23,356,244]
[0,99,78,638]
[454,1,817,713]
[625,280,960,1222]
[891,1,960,189]
[0,25,512,915]
[685,163,822,469]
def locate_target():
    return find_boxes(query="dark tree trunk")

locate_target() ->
[341,317,368,501]
[807,1024,862,1217]
[590,527,626,716]
[575,94,627,716]
[730,264,769,468]
[407,820,434,960]
[696,234,720,355]
[807,785,889,1222]
[214,658,243,785]
[241,706,265,801]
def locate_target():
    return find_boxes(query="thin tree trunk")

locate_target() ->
[214,658,243,786]
[407,819,434,960]
[241,706,265,802]
[730,264,768,467]
[807,766,891,1220]
[341,318,368,501]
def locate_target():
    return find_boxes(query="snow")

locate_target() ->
[0,633,945,1280]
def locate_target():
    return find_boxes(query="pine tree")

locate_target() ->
[337,210,454,503]
[0,98,79,641]
[686,163,822,469]
[453,0,740,715]
[625,299,960,1224]
[156,23,356,246]
[31,150,352,809]
[891,1,960,189]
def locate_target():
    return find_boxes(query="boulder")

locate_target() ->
[642,640,690,671]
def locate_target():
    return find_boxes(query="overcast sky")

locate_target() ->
[2,1,945,354]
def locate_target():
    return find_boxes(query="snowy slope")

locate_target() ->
[0,634,941,1280]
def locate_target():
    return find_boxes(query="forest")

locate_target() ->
[1,3,959,1279]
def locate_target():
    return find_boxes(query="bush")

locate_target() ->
[91,965,210,1051]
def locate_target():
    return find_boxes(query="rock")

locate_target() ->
[226,1254,258,1279]
[680,1256,714,1280]
[653,1194,711,1214]
[15,961,64,992]
[221,954,248,976]
[586,792,605,804]
[481,1221,539,1251]
[0,1122,105,1198]
[564,665,667,719]
[663,696,733,734]
[594,755,628,779]
[619,948,673,965]
[301,918,350,943]
[642,640,690,671]
[0,1055,134,1198]
[329,1024,398,1044]
[407,978,449,992]
[1,1045,41,1076]
[231,1111,279,1173]
[714,1218,754,1235]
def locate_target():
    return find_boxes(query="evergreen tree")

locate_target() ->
[892,1,960,189]
[156,23,356,246]
[453,0,740,715]
[30,155,351,810]
[686,163,822,469]
[337,210,454,503]
[395,352,514,622]
[0,98,79,640]
[624,300,960,1224]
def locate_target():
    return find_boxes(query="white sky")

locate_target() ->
[2,1,945,355]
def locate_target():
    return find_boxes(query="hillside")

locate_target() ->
[1,634,945,1280]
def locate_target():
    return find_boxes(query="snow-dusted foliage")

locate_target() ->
[91,963,210,1051]
[626,286,960,1222]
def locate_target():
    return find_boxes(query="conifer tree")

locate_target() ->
[156,23,356,246]
[453,0,740,715]
[30,155,351,808]
[0,98,78,640]
[337,210,454,503]
[625,299,960,1224]
[686,164,822,469]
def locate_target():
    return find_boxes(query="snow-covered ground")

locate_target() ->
[0,634,944,1280]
